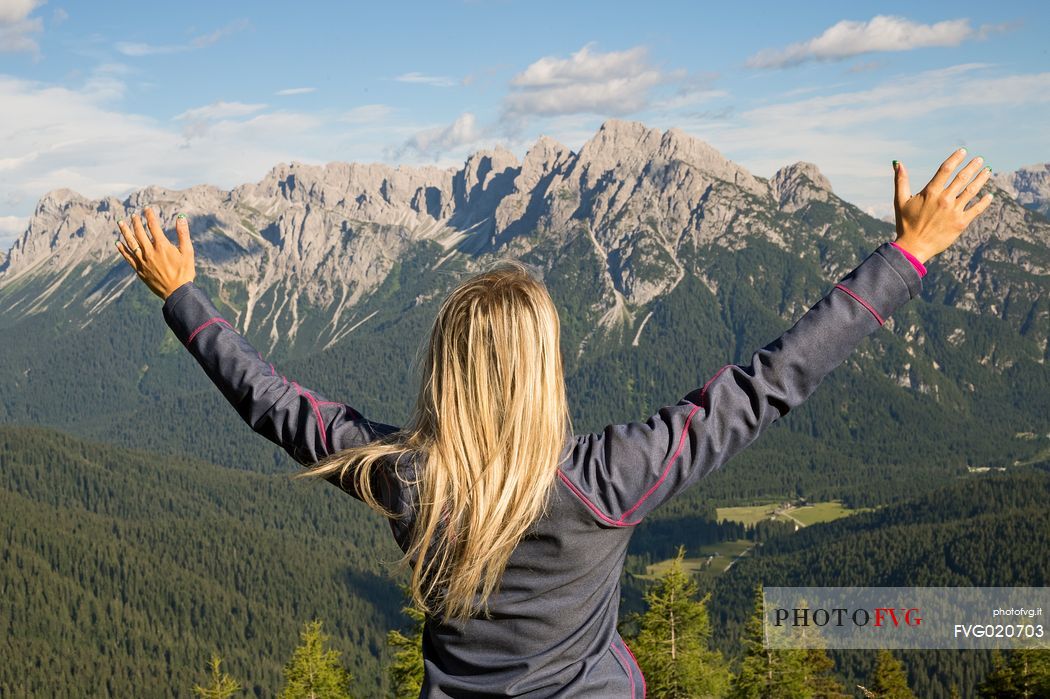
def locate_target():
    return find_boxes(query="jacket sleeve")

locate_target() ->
[558,241,925,527]
[161,280,401,499]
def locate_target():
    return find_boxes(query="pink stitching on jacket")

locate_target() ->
[186,317,232,345]
[618,402,702,522]
[834,284,884,325]
[559,363,733,527]
[556,470,629,527]
[700,364,732,411]
[622,638,646,698]
[610,642,635,699]
[292,381,330,456]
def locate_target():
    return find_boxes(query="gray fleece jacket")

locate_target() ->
[162,241,925,698]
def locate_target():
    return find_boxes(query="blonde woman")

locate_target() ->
[117,149,992,697]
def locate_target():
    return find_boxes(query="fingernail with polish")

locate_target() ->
[892,159,899,170]
[177,213,186,220]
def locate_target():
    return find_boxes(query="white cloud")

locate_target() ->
[399,112,483,158]
[51,7,68,23]
[0,0,44,55]
[0,70,418,254]
[174,101,267,122]
[340,104,395,124]
[0,0,42,23]
[276,86,316,96]
[394,72,459,87]
[677,63,1050,218]
[503,43,672,120]
[746,15,1008,69]
[173,100,268,141]
[115,18,248,56]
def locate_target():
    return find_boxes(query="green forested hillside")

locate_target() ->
[0,424,409,698]
[2,231,1045,512]
[688,467,1050,698]
[5,422,1042,697]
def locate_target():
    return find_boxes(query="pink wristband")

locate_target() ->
[890,241,927,278]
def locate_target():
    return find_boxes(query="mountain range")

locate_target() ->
[2,119,1047,483]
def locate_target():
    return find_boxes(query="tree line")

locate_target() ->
[199,551,1047,698]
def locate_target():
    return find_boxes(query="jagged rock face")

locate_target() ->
[0,119,782,322]
[770,161,834,213]
[1,119,1047,350]
[994,163,1050,216]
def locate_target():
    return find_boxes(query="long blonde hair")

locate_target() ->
[294,259,573,624]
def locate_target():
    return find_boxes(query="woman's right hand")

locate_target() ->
[892,148,994,264]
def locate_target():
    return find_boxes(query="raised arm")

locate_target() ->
[559,148,994,526]
[116,208,399,498]
[160,281,400,472]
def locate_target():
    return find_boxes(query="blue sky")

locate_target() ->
[1,0,1047,251]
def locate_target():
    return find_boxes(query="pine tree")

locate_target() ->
[629,546,731,698]
[791,597,849,699]
[868,650,915,699]
[977,649,1018,698]
[799,648,849,699]
[191,654,242,699]
[388,590,426,699]
[728,583,808,699]
[278,619,354,699]
[1007,645,1050,699]
[979,645,1050,699]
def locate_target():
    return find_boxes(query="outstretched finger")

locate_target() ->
[963,192,994,225]
[117,219,138,254]
[927,147,968,192]
[175,213,193,254]
[945,156,986,199]
[131,214,154,260]
[116,239,140,272]
[144,207,169,248]
[894,160,911,209]
[957,167,992,207]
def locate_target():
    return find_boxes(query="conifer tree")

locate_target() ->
[388,589,426,699]
[278,619,354,699]
[799,647,849,698]
[868,649,915,699]
[790,596,849,699]
[977,649,1018,698]
[1007,645,1050,699]
[192,654,242,699]
[728,583,808,699]
[630,546,731,698]
[978,646,1050,699]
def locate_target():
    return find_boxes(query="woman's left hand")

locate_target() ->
[116,207,196,301]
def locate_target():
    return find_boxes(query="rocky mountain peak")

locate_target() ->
[523,135,571,171]
[770,161,834,213]
[575,119,766,197]
[35,188,90,215]
[2,121,1046,356]
[459,146,520,196]
[993,163,1050,216]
